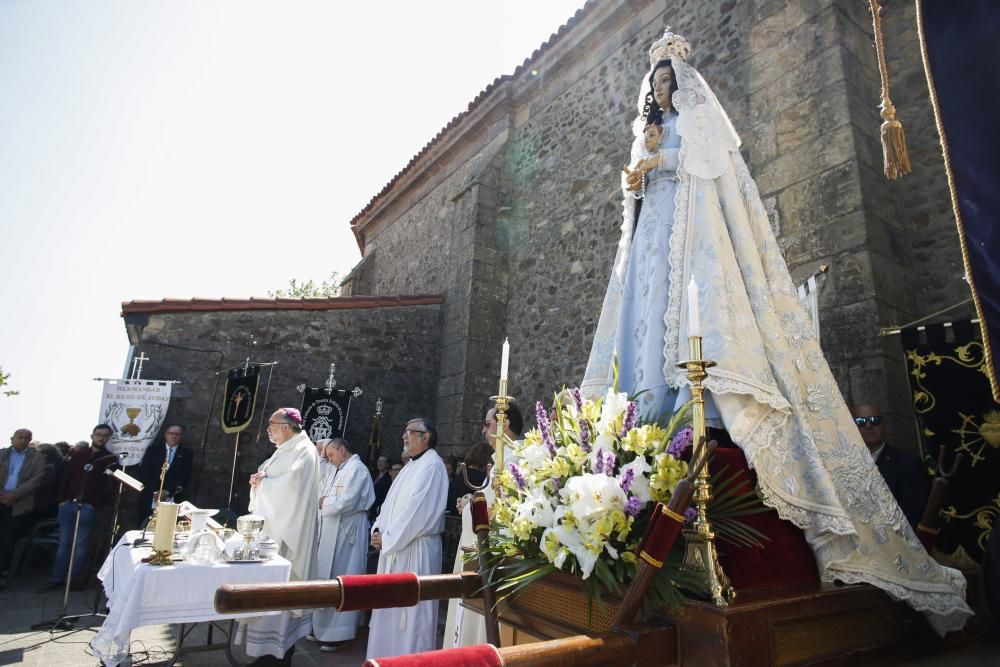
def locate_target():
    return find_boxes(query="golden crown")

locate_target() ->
[649,26,690,65]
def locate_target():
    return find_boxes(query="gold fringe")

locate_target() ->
[870,0,912,179]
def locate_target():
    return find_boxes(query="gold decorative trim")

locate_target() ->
[917,523,940,535]
[915,0,1000,402]
[639,550,664,569]
[661,506,685,522]
[335,575,346,611]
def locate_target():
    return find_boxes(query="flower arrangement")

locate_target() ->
[482,385,699,608]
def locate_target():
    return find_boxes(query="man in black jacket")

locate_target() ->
[851,403,929,529]
[136,424,193,528]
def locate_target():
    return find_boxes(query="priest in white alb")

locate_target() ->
[366,418,449,660]
[243,407,320,666]
[310,438,375,651]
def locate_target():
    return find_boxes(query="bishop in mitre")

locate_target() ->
[243,407,320,665]
[366,418,449,660]
[311,437,375,650]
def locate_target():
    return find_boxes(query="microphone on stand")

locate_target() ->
[84,452,127,471]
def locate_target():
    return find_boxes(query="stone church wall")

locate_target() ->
[128,302,442,513]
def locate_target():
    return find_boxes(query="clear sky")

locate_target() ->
[0,0,585,443]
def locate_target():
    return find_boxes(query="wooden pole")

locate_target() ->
[215,571,481,614]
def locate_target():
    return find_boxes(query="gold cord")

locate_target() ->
[869,0,912,179]
[915,0,999,402]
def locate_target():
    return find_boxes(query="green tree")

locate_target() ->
[0,366,18,397]
[269,271,342,298]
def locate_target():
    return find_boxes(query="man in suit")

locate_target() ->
[851,403,929,528]
[0,428,47,588]
[136,424,193,528]
[369,455,391,522]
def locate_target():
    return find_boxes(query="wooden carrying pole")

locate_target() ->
[215,571,480,615]
[501,634,635,667]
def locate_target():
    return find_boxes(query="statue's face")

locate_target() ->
[643,125,663,152]
[653,65,673,111]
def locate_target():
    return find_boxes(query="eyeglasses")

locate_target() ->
[854,416,883,427]
[405,428,427,436]
[165,431,183,436]
[267,421,288,428]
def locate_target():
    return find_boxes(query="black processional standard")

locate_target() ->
[299,363,361,442]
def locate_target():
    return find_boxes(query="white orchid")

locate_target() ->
[597,388,629,434]
[618,456,652,503]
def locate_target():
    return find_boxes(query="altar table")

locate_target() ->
[91,530,291,666]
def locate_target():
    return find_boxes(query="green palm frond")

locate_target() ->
[706,465,771,548]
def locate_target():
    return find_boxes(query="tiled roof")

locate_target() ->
[121,295,445,316]
[349,1,595,250]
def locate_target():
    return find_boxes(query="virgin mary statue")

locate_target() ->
[582,27,971,633]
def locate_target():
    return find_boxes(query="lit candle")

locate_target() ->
[687,276,701,338]
[500,338,510,382]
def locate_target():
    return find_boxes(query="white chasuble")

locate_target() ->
[366,448,449,660]
[241,431,320,658]
[312,454,375,642]
[248,430,320,582]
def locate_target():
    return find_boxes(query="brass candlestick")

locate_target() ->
[678,335,734,606]
[491,379,512,499]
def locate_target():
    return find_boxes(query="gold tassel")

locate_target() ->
[870,0,912,180]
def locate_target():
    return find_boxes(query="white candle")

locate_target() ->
[500,338,510,382]
[153,501,178,553]
[687,276,701,338]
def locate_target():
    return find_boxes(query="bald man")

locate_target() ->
[0,428,46,588]
[851,403,929,528]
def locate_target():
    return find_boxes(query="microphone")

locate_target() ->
[84,452,127,471]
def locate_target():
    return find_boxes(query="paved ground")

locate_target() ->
[1,559,997,666]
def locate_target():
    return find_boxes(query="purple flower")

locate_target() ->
[509,463,527,490]
[621,401,638,436]
[579,420,591,452]
[684,507,697,523]
[593,448,604,474]
[619,467,635,494]
[603,450,617,474]
[625,496,642,517]
[572,387,583,411]
[536,401,556,453]
[667,426,694,458]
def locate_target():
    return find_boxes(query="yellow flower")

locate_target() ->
[649,454,689,503]
[522,429,543,447]
[621,550,637,564]
[564,442,589,467]
[621,427,647,454]
[581,400,601,423]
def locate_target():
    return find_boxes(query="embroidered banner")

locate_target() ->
[99,379,172,464]
[221,365,260,434]
[301,386,355,442]
[902,321,999,564]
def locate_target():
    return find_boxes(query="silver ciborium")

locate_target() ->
[236,513,265,553]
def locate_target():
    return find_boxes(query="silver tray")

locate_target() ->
[225,557,270,564]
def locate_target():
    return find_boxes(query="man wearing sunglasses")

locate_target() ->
[851,403,928,528]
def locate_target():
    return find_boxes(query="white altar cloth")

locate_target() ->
[91,530,291,666]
